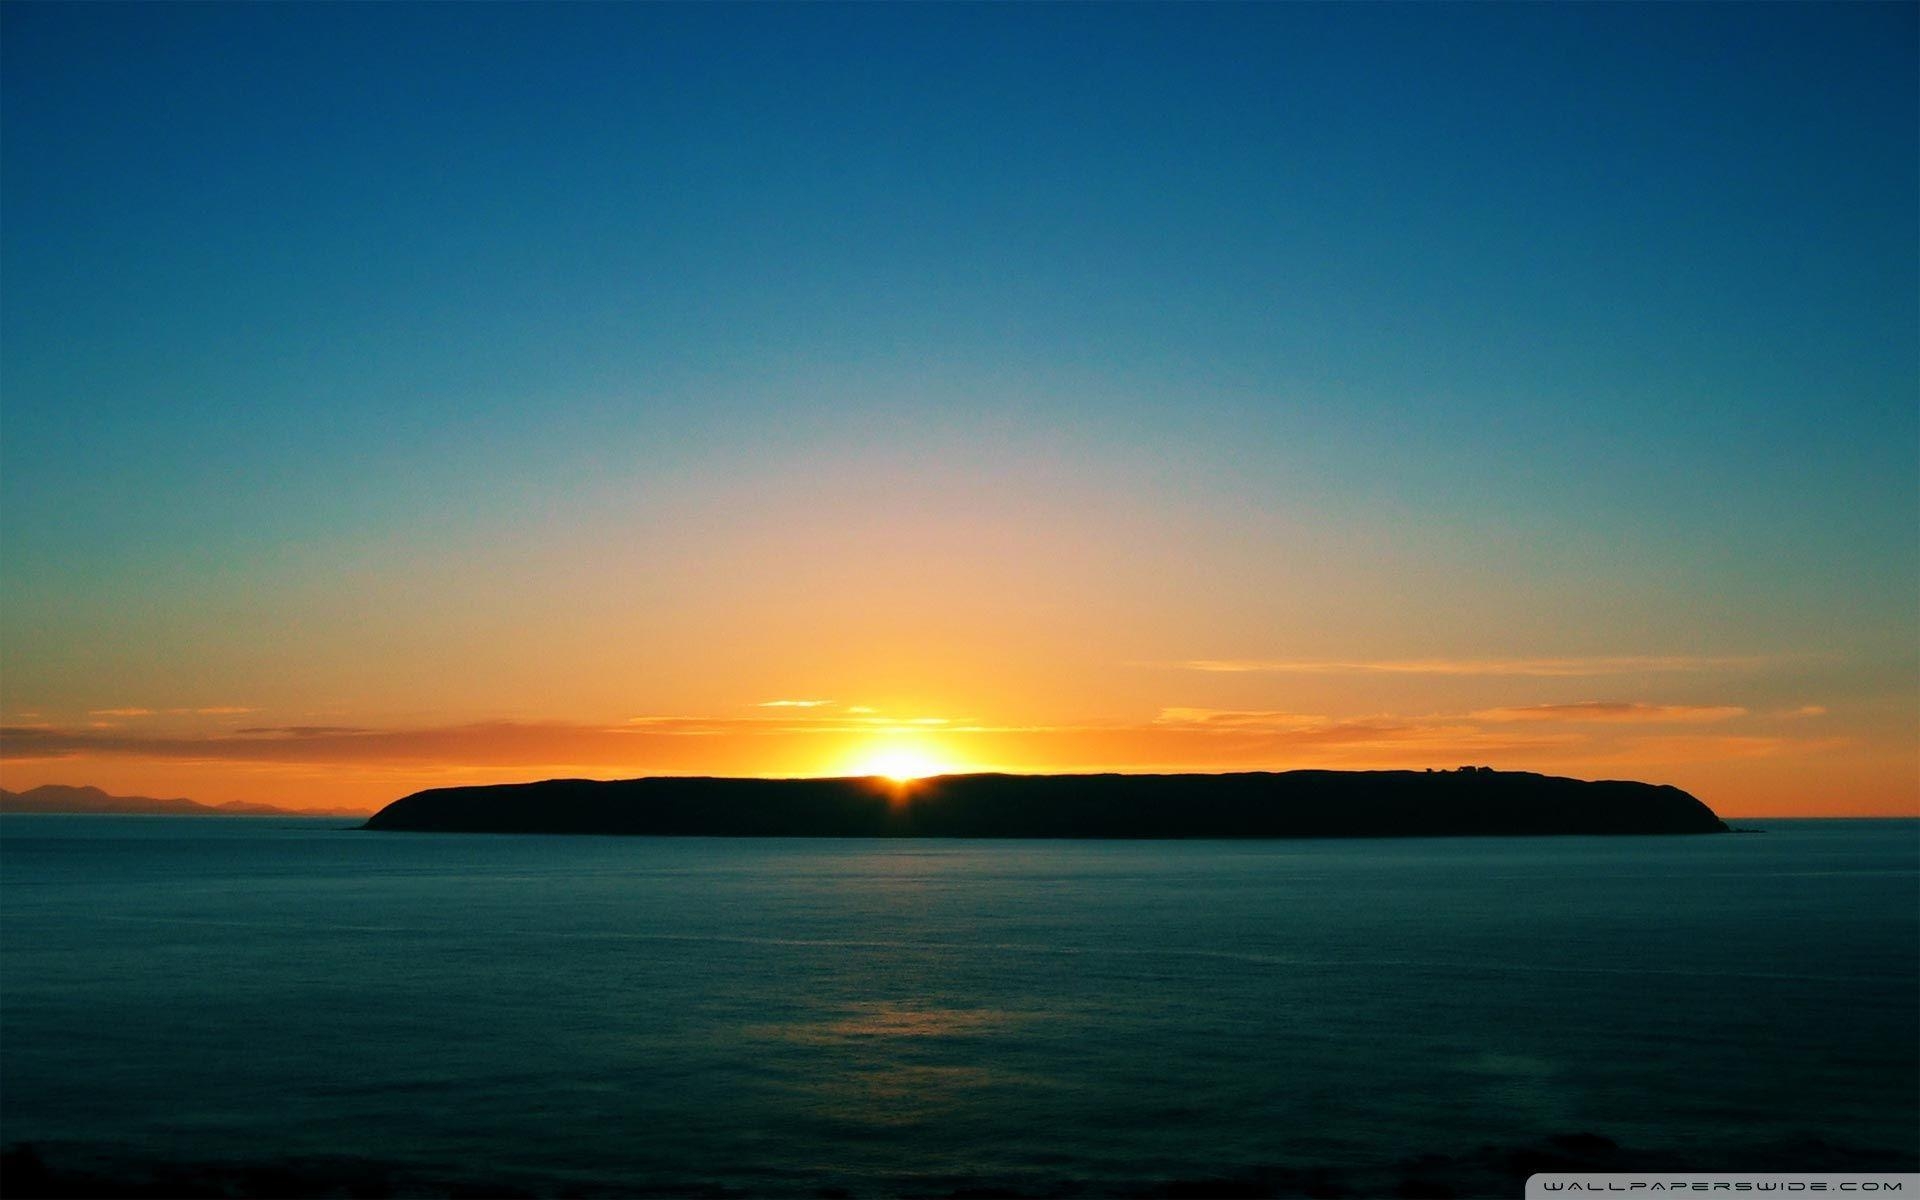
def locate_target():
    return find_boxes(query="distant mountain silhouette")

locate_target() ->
[0,784,360,818]
[364,768,1728,837]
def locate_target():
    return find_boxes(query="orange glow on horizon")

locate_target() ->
[1,697,1915,818]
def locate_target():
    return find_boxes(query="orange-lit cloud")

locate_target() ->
[83,706,255,719]
[1168,655,1767,677]
[1471,702,1748,724]
[621,712,959,737]
[1152,708,1327,730]
[0,712,1592,770]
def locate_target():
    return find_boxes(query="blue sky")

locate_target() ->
[2,3,1914,811]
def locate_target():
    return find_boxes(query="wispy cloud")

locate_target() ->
[0,702,1848,781]
[623,715,749,735]
[1153,708,1326,730]
[1166,656,1763,677]
[757,699,833,708]
[1471,702,1747,724]
[3,721,662,767]
[625,712,959,736]
[83,706,253,719]
[0,714,1572,769]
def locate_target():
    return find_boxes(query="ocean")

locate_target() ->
[1,816,1915,1197]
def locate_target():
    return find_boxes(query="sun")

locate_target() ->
[853,747,950,784]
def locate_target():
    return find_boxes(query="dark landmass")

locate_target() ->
[0,784,362,819]
[6,1131,1909,1199]
[363,768,1728,837]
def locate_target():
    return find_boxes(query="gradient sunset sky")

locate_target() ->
[3,4,1914,816]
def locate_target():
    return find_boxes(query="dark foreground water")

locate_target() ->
[1,817,1915,1197]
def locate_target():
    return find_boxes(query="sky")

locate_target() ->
[2,3,1915,816]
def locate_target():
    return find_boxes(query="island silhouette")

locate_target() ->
[363,768,1728,837]
[0,784,363,819]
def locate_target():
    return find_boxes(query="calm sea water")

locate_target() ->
[1,817,1915,1195]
